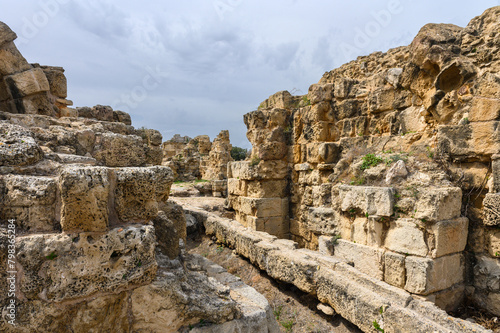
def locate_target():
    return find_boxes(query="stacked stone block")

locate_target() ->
[228,161,289,238]
[317,185,468,311]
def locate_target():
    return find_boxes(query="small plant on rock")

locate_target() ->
[250,156,261,166]
[360,153,384,170]
[373,320,384,332]
[46,252,58,260]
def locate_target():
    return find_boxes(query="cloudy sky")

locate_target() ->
[1,0,497,148]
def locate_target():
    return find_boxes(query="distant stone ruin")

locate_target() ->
[162,130,233,197]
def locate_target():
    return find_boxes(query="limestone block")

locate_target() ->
[4,68,50,98]
[384,251,406,288]
[318,235,334,255]
[308,83,334,104]
[135,127,163,146]
[369,87,396,113]
[437,122,500,159]
[473,255,500,292]
[303,207,340,236]
[385,219,428,257]
[0,42,31,76]
[470,97,500,122]
[16,225,156,302]
[484,193,500,226]
[114,166,173,222]
[487,229,500,258]
[112,110,132,125]
[93,133,146,167]
[333,240,385,280]
[0,22,17,47]
[228,160,288,181]
[238,197,288,218]
[350,216,384,247]
[58,107,78,118]
[289,218,311,242]
[405,254,464,295]
[1,175,57,232]
[257,141,287,160]
[153,210,182,259]
[338,185,394,217]
[312,183,332,207]
[316,267,389,333]
[433,284,465,313]
[306,142,340,164]
[333,78,356,99]
[429,218,468,258]
[0,123,43,166]
[42,66,67,98]
[246,179,287,198]
[475,72,500,99]
[335,99,362,119]
[256,90,298,110]
[59,166,110,232]
[2,175,56,206]
[247,216,289,238]
[90,104,114,122]
[473,291,500,317]
[266,249,318,293]
[492,155,500,193]
[234,231,268,263]
[11,91,54,115]
[414,187,462,222]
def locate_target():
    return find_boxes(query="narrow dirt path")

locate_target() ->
[172,193,361,333]
[187,235,362,333]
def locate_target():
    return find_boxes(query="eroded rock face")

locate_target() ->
[17,225,157,302]
[0,122,43,166]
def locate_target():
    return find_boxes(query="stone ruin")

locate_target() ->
[0,6,500,333]
[0,21,277,332]
[225,6,500,327]
[162,131,233,197]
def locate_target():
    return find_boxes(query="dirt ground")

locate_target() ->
[187,235,362,333]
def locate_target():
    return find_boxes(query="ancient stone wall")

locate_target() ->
[162,130,233,197]
[182,203,492,333]
[227,6,500,315]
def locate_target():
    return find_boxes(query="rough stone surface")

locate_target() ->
[414,187,462,222]
[484,193,500,226]
[185,204,491,333]
[114,166,173,222]
[93,133,146,167]
[405,254,464,295]
[385,219,428,257]
[0,122,43,166]
[59,166,110,232]
[338,185,394,217]
[17,225,157,302]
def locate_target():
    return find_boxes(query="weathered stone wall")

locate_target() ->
[227,6,500,315]
[162,130,233,197]
[182,202,492,333]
